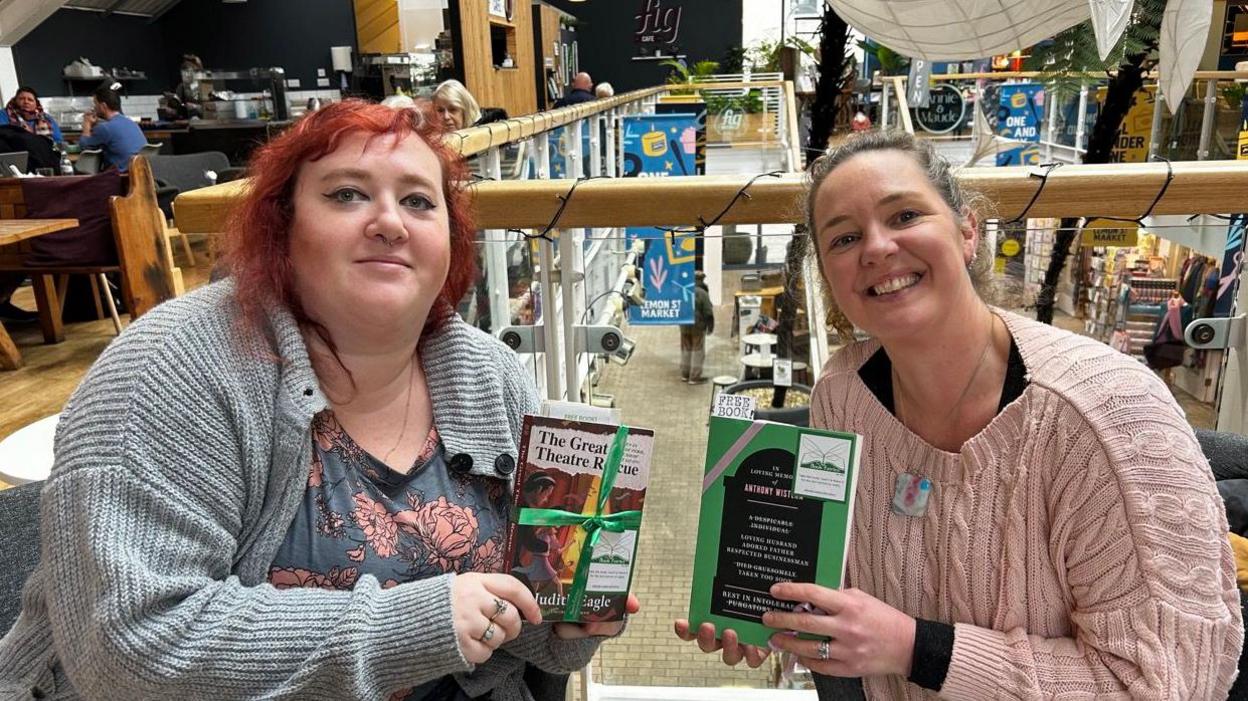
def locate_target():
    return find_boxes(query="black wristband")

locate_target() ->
[907,618,955,691]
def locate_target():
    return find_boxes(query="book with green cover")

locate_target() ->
[688,415,862,647]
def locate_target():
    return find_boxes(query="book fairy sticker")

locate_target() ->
[713,392,756,420]
[773,359,792,387]
[792,432,852,502]
[586,530,637,592]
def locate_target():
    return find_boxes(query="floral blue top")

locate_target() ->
[269,410,510,699]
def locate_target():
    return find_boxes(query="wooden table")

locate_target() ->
[0,219,79,370]
[0,219,79,247]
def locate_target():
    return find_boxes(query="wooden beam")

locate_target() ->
[462,161,1248,228]
[172,160,1248,234]
[890,76,914,134]
[783,81,802,170]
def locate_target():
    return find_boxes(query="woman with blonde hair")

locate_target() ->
[432,79,481,131]
[678,130,1242,698]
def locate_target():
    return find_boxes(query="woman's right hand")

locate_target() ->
[451,573,541,664]
[674,619,770,668]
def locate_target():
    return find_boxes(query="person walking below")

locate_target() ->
[680,271,714,384]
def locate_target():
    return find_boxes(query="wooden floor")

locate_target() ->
[0,239,215,488]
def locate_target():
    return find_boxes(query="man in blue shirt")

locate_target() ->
[78,86,146,172]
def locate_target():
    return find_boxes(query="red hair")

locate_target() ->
[223,99,477,340]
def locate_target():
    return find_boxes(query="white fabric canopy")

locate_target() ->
[827,0,1093,62]
[829,0,1213,114]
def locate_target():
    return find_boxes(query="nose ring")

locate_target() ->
[375,232,395,248]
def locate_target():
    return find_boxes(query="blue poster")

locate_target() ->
[626,227,697,325]
[621,113,700,178]
[544,123,597,178]
[995,83,1044,167]
[621,113,701,325]
[1214,215,1245,318]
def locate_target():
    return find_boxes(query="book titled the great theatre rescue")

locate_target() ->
[688,408,862,648]
[503,414,654,622]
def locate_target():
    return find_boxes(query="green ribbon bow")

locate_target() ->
[516,425,642,622]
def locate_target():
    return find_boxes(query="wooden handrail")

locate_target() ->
[174,160,1248,234]
[782,81,802,170]
[450,86,664,157]
[449,80,788,157]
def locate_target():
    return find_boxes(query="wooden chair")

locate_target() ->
[0,157,176,366]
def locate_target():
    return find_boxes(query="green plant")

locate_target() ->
[857,40,908,75]
[747,37,817,73]
[705,90,765,114]
[661,59,720,94]
[1222,82,1245,108]
[1022,0,1165,324]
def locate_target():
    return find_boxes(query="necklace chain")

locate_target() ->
[893,313,998,439]
[382,359,417,467]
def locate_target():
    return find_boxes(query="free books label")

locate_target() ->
[792,433,852,502]
[586,530,637,592]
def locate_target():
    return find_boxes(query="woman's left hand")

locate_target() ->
[763,583,916,679]
[553,594,640,639]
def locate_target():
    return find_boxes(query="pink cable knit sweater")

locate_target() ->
[811,310,1243,699]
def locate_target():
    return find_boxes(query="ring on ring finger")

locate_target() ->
[479,621,498,643]
[816,639,830,661]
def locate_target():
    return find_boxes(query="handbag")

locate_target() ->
[1142,297,1192,370]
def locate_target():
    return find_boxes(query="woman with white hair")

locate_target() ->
[432,79,481,131]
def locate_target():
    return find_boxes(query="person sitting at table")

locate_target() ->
[78,86,147,172]
[0,86,63,146]
[0,99,633,700]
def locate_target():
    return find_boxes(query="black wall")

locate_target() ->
[157,0,356,91]
[13,1,357,98]
[544,0,743,92]
[13,9,171,97]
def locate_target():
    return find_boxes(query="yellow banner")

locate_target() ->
[1238,131,1248,160]
[1096,85,1155,163]
[1081,227,1139,247]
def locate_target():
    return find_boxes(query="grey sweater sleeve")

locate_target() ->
[40,332,472,699]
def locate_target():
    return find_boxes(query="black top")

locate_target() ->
[554,88,596,107]
[854,337,1028,691]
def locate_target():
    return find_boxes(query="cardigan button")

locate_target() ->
[494,453,516,475]
[449,453,473,474]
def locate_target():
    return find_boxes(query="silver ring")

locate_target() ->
[489,598,509,621]
[479,622,497,643]
[375,233,394,248]
[816,640,830,661]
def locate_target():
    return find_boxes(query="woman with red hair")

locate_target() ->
[0,100,630,700]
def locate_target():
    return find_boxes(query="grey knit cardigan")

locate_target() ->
[0,280,603,700]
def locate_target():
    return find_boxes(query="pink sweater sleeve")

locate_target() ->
[940,397,1243,700]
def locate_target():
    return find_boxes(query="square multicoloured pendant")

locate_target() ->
[891,473,932,517]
